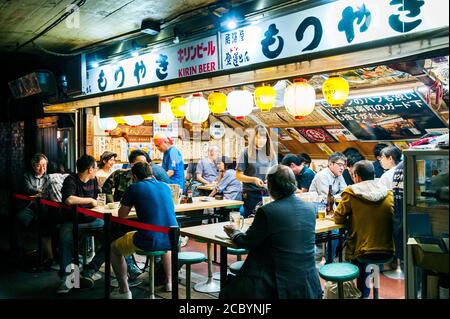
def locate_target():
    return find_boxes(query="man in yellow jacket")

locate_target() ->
[334,160,394,298]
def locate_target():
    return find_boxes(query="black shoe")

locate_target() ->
[79,276,95,289]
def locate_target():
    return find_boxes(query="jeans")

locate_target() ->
[325,230,339,263]
[242,190,268,218]
[58,219,105,278]
[352,259,371,298]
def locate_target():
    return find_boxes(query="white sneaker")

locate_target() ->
[180,236,189,247]
[111,290,132,299]
[165,283,172,292]
[56,277,72,294]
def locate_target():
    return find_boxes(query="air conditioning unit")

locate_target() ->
[8,71,57,99]
[140,19,161,35]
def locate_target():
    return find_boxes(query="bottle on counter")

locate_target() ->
[187,190,193,203]
[326,185,335,213]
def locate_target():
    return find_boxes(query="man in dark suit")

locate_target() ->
[221,165,322,299]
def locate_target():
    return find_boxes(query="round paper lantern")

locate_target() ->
[154,98,175,128]
[284,78,316,120]
[124,115,144,126]
[170,97,186,119]
[322,75,349,107]
[254,85,276,112]
[142,114,154,121]
[227,88,253,120]
[185,93,210,124]
[113,117,126,124]
[98,117,118,131]
[208,91,227,115]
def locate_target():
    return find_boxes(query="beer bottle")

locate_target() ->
[326,185,335,213]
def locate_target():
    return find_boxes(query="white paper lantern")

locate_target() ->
[226,89,253,120]
[284,78,316,120]
[185,93,210,124]
[124,115,144,126]
[98,117,118,131]
[154,98,175,128]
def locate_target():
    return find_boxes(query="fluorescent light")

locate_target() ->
[91,62,99,68]
[226,19,237,30]
[347,88,415,100]
[131,51,139,57]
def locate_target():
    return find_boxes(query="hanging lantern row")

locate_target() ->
[97,78,350,131]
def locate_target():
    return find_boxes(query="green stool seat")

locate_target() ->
[227,247,248,255]
[225,205,242,210]
[179,252,207,265]
[319,263,359,282]
[135,250,167,299]
[229,261,244,275]
[319,262,359,299]
[136,250,166,257]
[178,251,207,299]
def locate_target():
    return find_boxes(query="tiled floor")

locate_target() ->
[181,238,405,299]
[0,215,405,299]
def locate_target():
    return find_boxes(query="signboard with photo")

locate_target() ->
[285,127,309,143]
[321,90,448,141]
[296,127,337,143]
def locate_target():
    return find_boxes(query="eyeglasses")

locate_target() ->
[333,162,346,168]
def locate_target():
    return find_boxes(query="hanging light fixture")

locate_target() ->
[322,75,349,107]
[227,88,253,120]
[124,115,144,126]
[208,91,227,115]
[185,93,210,124]
[142,114,154,121]
[98,117,118,131]
[154,98,175,128]
[254,84,276,112]
[284,78,316,120]
[170,96,186,119]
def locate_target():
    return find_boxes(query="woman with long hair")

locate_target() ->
[236,125,278,217]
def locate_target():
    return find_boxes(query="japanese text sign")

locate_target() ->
[221,0,448,69]
[321,90,448,141]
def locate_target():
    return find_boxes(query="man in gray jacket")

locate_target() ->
[221,165,322,299]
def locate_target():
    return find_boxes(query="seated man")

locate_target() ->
[13,153,49,261]
[195,145,220,187]
[221,165,322,299]
[110,162,178,299]
[309,152,347,197]
[334,160,394,298]
[281,153,315,192]
[102,149,167,284]
[57,155,104,294]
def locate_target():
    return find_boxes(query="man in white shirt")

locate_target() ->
[309,152,347,197]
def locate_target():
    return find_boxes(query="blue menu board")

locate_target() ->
[321,91,448,141]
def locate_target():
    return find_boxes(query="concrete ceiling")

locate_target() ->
[0,0,230,54]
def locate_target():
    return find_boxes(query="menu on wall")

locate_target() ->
[321,90,448,141]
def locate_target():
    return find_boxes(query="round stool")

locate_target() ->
[357,254,394,299]
[136,250,167,299]
[319,262,359,299]
[193,242,221,293]
[213,247,248,281]
[229,261,244,275]
[227,247,248,261]
[179,252,207,299]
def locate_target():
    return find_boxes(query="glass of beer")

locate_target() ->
[97,193,106,207]
[229,212,244,230]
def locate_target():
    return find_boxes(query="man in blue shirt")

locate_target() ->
[281,154,315,192]
[154,134,185,192]
[110,162,178,299]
